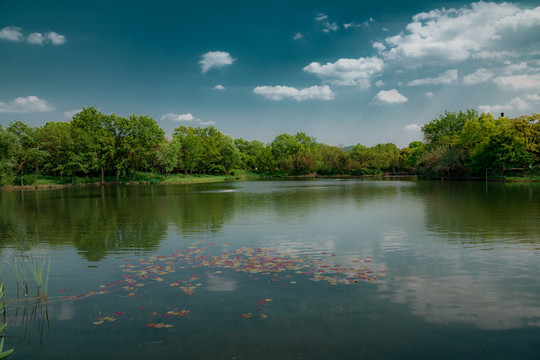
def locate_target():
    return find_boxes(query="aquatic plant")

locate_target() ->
[8,231,51,298]
[0,284,14,359]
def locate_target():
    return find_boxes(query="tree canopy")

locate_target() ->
[0,107,538,186]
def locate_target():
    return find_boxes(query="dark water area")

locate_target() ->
[1,179,539,359]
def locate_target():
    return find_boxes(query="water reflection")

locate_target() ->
[419,182,540,245]
[388,274,540,330]
[1,179,540,336]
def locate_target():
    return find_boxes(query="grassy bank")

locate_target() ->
[1,171,264,191]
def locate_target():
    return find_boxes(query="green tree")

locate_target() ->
[116,114,165,181]
[508,114,540,163]
[470,132,534,172]
[422,109,478,149]
[6,121,47,186]
[70,107,116,184]
[156,139,178,178]
[317,144,348,175]
[271,133,300,172]
[0,125,19,186]
[172,126,200,177]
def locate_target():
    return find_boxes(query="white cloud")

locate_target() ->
[46,32,66,45]
[375,80,385,87]
[161,113,216,126]
[0,26,23,41]
[322,22,338,33]
[63,108,82,119]
[526,93,540,101]
[314,13,328,22]
[344,18,374,30]
[426,91,435,98]
[407,69,457,86]
[404,124,422,132]
[213,84,226,90]
[1,26,66,45]
[472,50,515,61]
[494,6,540,30]
[0,96,54,113]
[27,32,45,45]
[478,97,529,114]
[463,68,494,85]
[253,85,334,101]
[303,57,384,89]
[293,32,303,40]
[380,2,540,63]
[374,89,408,104]
[493,74,540,90]
[372,42,386,52]
[502,62,528,75]
[199,51,235,73]
[315,13,338,33]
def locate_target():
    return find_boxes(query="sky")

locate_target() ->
[1,0,539,148]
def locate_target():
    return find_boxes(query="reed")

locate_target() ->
[8,231,50,298]
[0,284,14,359]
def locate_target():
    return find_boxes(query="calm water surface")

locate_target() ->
[1,179,539,359]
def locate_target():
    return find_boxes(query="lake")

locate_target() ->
[1,179,539,359]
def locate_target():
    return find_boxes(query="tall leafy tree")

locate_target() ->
[70,107,116,184]
[172,126,201,177]
[6,121,48,185]
[0,125,19,186]
[116,114,165,181]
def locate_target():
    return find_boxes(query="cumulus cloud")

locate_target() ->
[407,69,457,86]
[478,97,529,114]
[63,108,82,119]
[404,124,422,132]
[0,96,54,113]
[213,84,226,90]
[493,74,540,90]
[293,32,303,40]
[463,68,494,85]
[303,57,384,89]
[375,80,385,87]
[502,62,528,75]
[161,113,216,126]
[374,89,408,104]
[494,5,540,30]
[253,85,334,101]
[27,32,46,45]
[199,51,235,73]
[0,26,66,45]
[379,2,540,63]
[46,31,66,45]
[472,50,516,61]
[0,26,24,41]
[426,91,435,98]
[526,93,540,101]
[315,13,338,33]
[372,42,386,52]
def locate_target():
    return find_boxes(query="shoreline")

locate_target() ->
[2,173,539,192]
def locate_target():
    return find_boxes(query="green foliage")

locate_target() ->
[470,132,534,172]
[419,110,539,178]
[0,127,18,186]
[1,106,539,185]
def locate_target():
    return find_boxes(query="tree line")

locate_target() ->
[0,107,539,186]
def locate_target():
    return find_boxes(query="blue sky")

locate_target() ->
[1,0,539,147]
